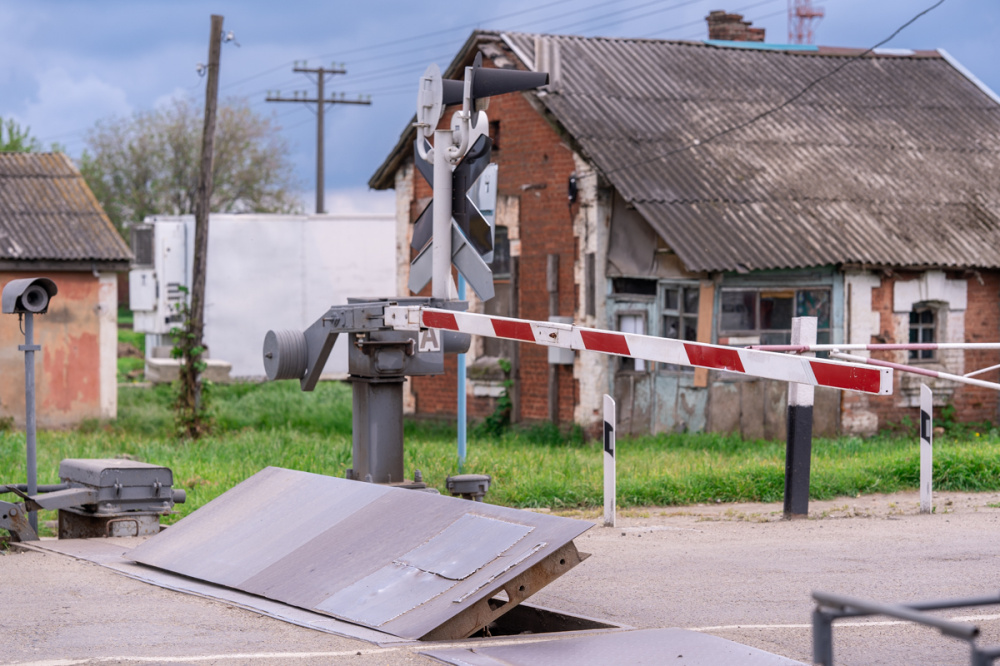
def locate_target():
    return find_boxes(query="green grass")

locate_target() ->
[117,326,146,383]
[4,380,1000,530]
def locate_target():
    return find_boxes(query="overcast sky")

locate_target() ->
[0,0,995,216]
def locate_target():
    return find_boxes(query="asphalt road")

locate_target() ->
[4,490,1000,666]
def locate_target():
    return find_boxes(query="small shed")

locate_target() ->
[0,152,131,427]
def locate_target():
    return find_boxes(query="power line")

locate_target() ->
[266,64,372,213]
[223,0,704,100]
[604,0,947,176]
[221,0,580,93]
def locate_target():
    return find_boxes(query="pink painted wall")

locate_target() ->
[0,272,108,428]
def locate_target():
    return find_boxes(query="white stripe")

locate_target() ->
[738,350,815,387]
[533,320,573,347]
[622,333,689,365]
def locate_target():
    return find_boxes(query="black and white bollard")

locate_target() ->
[603,394,616,527]
[784,316,817,519]
[920,384,933,514]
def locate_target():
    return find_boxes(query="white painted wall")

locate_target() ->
[133,214,396,378]
[572,154,610,429]
[98,273,118,418]
[841,271,883,435]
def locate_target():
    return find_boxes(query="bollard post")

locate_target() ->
[920,383,933,514]
[603,394,616,527]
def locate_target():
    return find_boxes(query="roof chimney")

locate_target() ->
[706,10,766,42]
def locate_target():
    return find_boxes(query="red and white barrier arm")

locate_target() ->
[383,306,892,395]
[829,352,1000,392]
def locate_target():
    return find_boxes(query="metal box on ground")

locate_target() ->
[56,459,183,539]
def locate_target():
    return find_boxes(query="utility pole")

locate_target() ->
[267,65,371,214]
[182,13,223,438]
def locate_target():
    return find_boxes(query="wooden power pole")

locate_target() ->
[266,66,370,214]
[181,13,223,437]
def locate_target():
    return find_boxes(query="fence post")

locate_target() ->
[784,316,817,519]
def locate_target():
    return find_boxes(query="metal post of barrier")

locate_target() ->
[784,316,816,519]
[920,383,933,514]
[603,394,616,528]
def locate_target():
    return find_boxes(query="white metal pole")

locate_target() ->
[785,317,816,519]
[603,394,616,527]
[431,129,452,300]
[920,384,933,514]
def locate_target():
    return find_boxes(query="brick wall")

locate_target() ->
[948,272,1000,423]
[706,11,766,42]
[847,271,1000,431]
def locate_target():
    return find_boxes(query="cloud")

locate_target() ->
[20,68,131,153]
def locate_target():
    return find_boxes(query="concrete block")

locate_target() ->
[145,357,233,384]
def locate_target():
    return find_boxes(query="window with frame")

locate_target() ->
[719,287,832,346]
[909,306,936,361]
[660,284,699,371]
[489,225,510,279]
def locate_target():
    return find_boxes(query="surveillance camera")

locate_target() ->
[2,278,58,315]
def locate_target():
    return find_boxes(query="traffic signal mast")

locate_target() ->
[412,53,547,300]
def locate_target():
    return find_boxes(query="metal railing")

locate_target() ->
[813,590,1000,666]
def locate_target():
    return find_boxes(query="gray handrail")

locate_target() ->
[813,590,1000,666]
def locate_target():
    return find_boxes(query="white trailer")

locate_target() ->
[129,213,396,379]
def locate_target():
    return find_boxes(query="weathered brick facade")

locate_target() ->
[372,31,1000,438]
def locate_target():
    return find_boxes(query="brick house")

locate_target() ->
[369,27,1000,438]
[0,153,131,427]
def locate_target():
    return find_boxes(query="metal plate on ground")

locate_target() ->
[129,467,591,640]
[23,537,404,644]
[421,628,808,665]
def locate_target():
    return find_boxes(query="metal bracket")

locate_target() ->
[420,540,590,641]
[0,500,38,542]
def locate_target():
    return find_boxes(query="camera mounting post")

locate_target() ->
[2,277,58,532]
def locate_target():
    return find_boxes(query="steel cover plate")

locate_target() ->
[421,628,808,665]
[130,467,591,640]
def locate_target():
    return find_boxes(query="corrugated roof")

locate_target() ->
[500,32,1000,272]
[0,152,132,264]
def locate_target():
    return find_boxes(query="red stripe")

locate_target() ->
[422,310,459,330]
[684,344,746,373]
[580,330,631,356]
[491,318,535,342]
[810,360,883,393]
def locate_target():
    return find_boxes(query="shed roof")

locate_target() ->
[372,31,1000,273]
[0,152,132,269]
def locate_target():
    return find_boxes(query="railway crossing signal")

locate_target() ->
[413,53,547,301]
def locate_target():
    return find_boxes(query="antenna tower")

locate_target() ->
[788,0,824,44]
